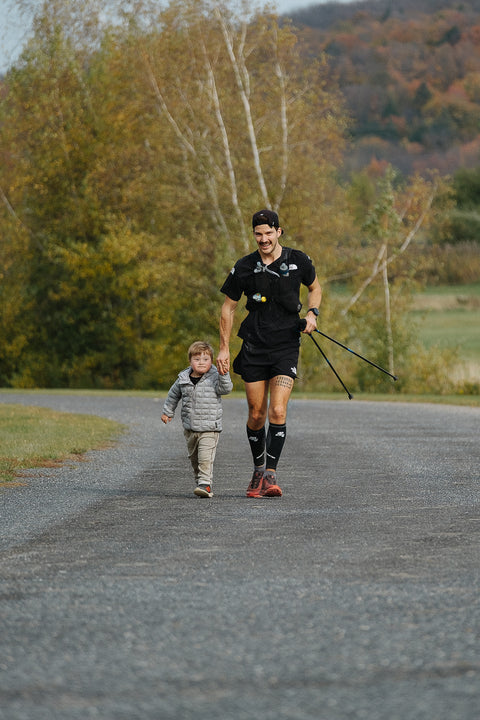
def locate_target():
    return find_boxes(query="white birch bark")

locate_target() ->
[381,246,395,376]
[203,51,249,249]
[214,7,271,208]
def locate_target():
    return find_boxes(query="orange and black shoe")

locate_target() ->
[260,471,282,497]
[246,468,265,497]
[194,484,213,498]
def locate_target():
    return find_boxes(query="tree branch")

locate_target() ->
[203,50,248,249]
[214,8,270,207]
[341,242,387,316]
[341,186,437,316]
[142,52,196,157]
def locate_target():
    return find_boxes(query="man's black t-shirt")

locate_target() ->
[220,246,316,347]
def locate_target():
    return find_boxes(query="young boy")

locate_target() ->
[161,341,233,497]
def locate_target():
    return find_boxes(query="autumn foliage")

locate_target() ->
[290,0,480,176]
[0,1,349,388]
[0,0,474,392]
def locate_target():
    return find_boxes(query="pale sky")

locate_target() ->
[276,0,314,11]
[0,0,352,73]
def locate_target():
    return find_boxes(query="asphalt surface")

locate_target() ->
[0,392,479,720]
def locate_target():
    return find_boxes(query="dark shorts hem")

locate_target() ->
[233,342,300,383]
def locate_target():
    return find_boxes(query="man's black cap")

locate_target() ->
[252,209,279,229]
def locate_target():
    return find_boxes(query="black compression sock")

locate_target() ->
[266,422,287,470]
[246,425,266,467]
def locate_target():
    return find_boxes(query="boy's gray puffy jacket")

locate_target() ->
[162,366,233,432]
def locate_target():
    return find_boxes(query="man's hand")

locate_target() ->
[302,313,318,335]
[161,414,173,424]
[216,349,230,375]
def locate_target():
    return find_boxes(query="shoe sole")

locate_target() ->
[194,487,213,498]
[261,486,282,497]
[246,486,283,497]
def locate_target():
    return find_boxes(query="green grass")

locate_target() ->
[416,283,480,297]
[289,391,480,407]
[412,309,480,360]
[412,283,480,376]
[0,404,125,484]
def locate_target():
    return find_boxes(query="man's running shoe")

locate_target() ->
[246,467,265,497]
[194,484,213,498]
[260,471,282,497]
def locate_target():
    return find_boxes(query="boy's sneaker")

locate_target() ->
[260,471,282,497]
[246,468,265,497]
[194,484,213,498]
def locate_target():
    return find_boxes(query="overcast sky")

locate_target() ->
[0,0,353,72]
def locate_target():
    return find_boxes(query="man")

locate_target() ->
[216,209,322,497]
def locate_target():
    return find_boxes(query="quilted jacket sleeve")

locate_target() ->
[216,370,233,396]
[162,379,182,418]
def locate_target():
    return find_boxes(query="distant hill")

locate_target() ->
[286,0,480,176]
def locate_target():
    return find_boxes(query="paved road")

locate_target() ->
[0,393,479,720]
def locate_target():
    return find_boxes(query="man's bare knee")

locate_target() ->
[268,406,287,424]
[268,376,293,423]
[248,408,267,429]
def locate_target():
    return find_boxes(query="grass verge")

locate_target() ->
[0,404,125,484]
[289,391,480,407]
[412,283,480,375]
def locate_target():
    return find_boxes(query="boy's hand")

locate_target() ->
[161,414,173,424]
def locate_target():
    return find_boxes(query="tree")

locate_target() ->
[135,0,348,259]
[340,166,440,387]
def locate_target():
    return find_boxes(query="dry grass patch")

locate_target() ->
[0,404,125,483]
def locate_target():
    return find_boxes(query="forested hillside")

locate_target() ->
[288,0,480,176]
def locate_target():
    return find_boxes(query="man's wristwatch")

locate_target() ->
[307,308,319,316]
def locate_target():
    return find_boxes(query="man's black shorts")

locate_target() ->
[233,341,300,382]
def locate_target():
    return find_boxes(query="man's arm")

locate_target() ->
[216,296,238,375]
[302,276,322,334]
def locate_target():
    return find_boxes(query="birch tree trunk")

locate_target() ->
[381,245,395,377]
[214,8,271,208]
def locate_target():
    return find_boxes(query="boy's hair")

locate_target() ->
[188,341,214,361]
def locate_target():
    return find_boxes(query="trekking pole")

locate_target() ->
[308,331,354,400]
[314,329,397,381]
[298,319,397,381]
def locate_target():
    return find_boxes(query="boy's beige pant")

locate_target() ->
[183,430,220,486]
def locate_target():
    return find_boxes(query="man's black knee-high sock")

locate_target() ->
[246,425,266,468]
[266,422,287,470]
